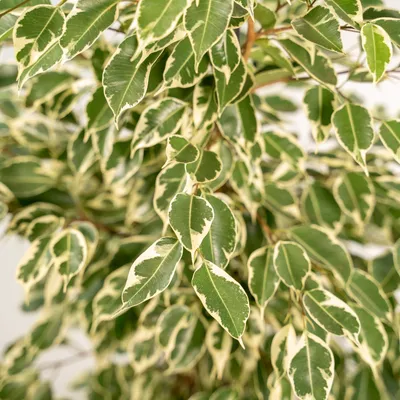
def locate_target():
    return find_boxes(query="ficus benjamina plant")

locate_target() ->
[0,0,400,398]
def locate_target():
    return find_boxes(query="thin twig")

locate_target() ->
[38,351,91,371]
[243,18,256,61]
[0,0,32,18]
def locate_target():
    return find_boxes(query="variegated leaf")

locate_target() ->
[120,237,183,312]
[200,194,237,269]
[60,0,119,61]
[248,246,280,317]
[186,150,222,183]
[271,324,297,380]
[192,260,250,343]
[288,333,334,400]
[184,0,234,67]
[304,289,360,341]
[168,193,214,258]
[166,135,199,165]
[273,241,311,291]
[50,228,88,288]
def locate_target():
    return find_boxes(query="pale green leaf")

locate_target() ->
[361,23,392,83]
[192,260,250,342]
[288,333,334,400]
[273,241,311,291]
[332,103,374,174]
[264,183,300,220]
[292,6,343,53]
[373,18,400,47]
[0,14,17,43]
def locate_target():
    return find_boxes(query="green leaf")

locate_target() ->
[205,320,232,380]
[210,29,241,84]
[0,156,55,198]
[372,18,400,47]
[304,85,335,144]
[273,241,311,291]
[290,225,353,285]
[271,324,297,380]
[0,14,17,43]
[218,95,259,158]
[304,289,360,340]
[60,0,119,60]
[13,5,65,87]
[184,0,234,67]
[29,310,65,350]
[50,228,88,288]
[361,23,392,83]
[393,238,400,277]
[264,183,300,220]
[254,3,276,29]
[379,120,400,163]
[280,39,337,88]
[302,181,342,231]
[248,246,280,317]
[186,150,222,183]
[352,304,388,366]
[193,81,219,133]
[210,387,239,400]
[137,0,190,46]
[325,0,363,27]
[369,252,400,294]
[348,269,392,322]
[207,141,234,191]
[263,131,305,169]
[86,86,113,134]
[166,135,199,165]
[292,6,343,53]
[333,172,375,229]
[332,103,374,174]
[192,260,250,343]
[16,235,52,293]
[121,237,183,311]
[214,57,247,112]
[200,194,237,268]
[163,37,209,90]
[132,97,187,152]
[346,367,382,400]
[235,0,255,18]
[154,163,189,225]
[168,193,214,258]
[25,215,64,242]
[103,35,161,124]
[288,333,334,400]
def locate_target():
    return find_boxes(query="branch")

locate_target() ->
[243,18,256,62]
[38,350,91,371]
[0,0,32,18]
